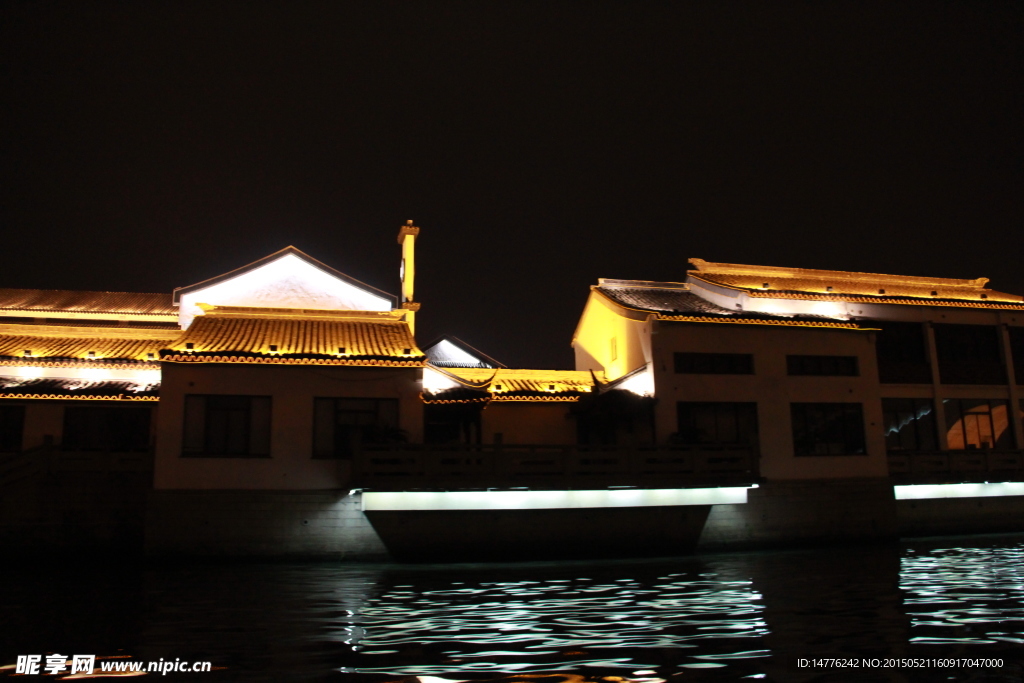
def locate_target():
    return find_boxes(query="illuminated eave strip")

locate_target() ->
[656,315,861,329]
[894,483,1024,500]
[161,354,425,367]
[490,394,581,402]
[0,392,157,402]
[746,292,1024,308]
[0,359,160,369]
[362,486,753,511]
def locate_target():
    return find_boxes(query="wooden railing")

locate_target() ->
[0,444,153,489]
[888,450,1024,484]
[352,444,760,490]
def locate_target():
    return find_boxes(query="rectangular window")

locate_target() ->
[791,403,866,456]
[881,398,938,452]
[674,352,754,375]
[934,324,1006,385]
[675,402,759,445]
[875,322,932,384]
[62,406,152,452]
[182,395,271,457]
[313,398,400,458]
[787,355,859,376]
[943,398,1013,450]
[0,405,26,452]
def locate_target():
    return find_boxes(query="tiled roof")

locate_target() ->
[687,259,1024,306]
[595,284,860,328]
[0,288,177,317]
[0,377,158,401]
[597,286,735,315]
[430,368,597,402]
[423,336,506,368]
[0,326,174,365]
[161,313,425,366]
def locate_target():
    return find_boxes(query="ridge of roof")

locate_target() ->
[688,258,991,288]
[172,246,397,306]
[195,304,405,321]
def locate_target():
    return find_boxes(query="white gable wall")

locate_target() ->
[178,253,392,328]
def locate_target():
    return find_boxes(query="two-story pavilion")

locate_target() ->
[572,259,1024,546]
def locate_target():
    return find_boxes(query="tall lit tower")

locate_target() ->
[397,219,421,335]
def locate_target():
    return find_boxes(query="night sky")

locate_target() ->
[3,2,1022,368]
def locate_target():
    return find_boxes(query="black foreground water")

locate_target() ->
[2,535,1023,682]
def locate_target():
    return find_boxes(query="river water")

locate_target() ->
[2,534,1023,681]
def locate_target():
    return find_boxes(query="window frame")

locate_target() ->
[673,352,754,375]
[787,354,859,377]
[181,394,272,458]
[943,398,1014,451]
[61,405,153,453]
[790,402,867,456]
[881,397,938,453]
[312,397,402,459]
[675,401,759,446]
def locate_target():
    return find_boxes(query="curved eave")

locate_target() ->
[0,392,158,402]
[160,352,426,367]
[689,274,1024,309]
[0,357,162,368]
[656,315,863,329]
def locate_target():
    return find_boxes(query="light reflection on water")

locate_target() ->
[2,536,1023,681]
[349,570,767,674]
[901,544,1024,648]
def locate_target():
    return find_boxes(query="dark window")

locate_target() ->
[182,395,271,457]
[791,403,866,456]
[313,398,400,458]
[1009,327,1024,385]
[424,403,482,445]
[674,352,754,375]
[787,355,859,376]
[675,402,759,445]
[0,405,26,452]
[875,322,931,384]
[882,398,938,452]
[63,406,152,452]
[934,324,1006,385]
[943,399,1013,450]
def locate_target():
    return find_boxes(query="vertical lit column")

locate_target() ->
[397,220,421,336]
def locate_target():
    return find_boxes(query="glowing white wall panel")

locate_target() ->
[179,253,392,328]
[894,483,1024,500]
[421,366,462,393]
[427,339,488,367]
[616,366,655,397]
[362,486,752,511]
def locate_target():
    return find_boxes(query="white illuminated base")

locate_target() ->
[362,486,753,511]
[894,483,1024,500]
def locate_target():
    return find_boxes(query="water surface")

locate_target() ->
[3,535,1023,681]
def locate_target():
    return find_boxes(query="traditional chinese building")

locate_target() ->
[2,229,1023,559]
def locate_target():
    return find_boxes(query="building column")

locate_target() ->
[999,323,1024,449]
[924,322,948,450]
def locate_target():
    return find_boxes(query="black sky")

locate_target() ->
[2,1,1022,368]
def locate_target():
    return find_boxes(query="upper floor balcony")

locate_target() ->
[351,443,760,491]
